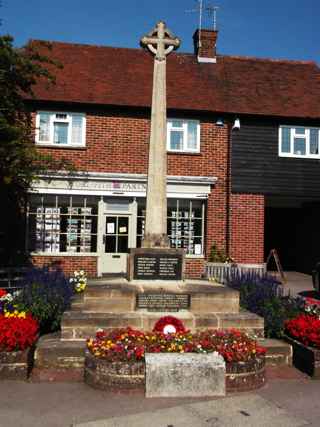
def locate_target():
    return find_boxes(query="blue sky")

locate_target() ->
[1,0,319,64]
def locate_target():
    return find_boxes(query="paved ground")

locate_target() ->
[0,368,319,427]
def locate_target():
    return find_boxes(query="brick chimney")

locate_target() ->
[193,29,218,63]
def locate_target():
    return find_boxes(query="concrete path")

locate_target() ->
[0,371,319,427]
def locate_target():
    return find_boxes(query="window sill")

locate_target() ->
[35,143,86,150]
[185,254,204,259]
[167,151,201,156]
[31,252,99,257]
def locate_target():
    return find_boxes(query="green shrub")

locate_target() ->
[227,270,302,338]
[208,242,230,263]
[14,267,73,334]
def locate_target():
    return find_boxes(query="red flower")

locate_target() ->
[0,289,7,298]
[285,314,320,348]
[0,314,39,352]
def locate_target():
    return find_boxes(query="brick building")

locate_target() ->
[23,28,320,277]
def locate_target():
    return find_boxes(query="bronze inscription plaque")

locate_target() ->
[136,293,190,312]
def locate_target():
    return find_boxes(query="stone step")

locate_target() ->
[83,298,135,313]
[61,310,264,341]
[31,333,85,382]
[79,281,239,314]
[258,338,292,366]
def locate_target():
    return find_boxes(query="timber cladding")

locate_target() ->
[231,119,320,197]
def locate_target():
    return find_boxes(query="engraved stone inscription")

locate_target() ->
[136,294,190,312]
[133,253,183,280]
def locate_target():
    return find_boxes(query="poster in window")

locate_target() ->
[107,223,115,234]
[194,244,202,255]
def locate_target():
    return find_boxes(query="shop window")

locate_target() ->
[26,195,98,253]
[279,126,320,158]
[35,112,86,147]
[167,119,200,153]
[137,199,205,255]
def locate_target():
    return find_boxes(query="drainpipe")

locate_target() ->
[226,117,240,258]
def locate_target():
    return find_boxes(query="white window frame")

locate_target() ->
[167,119,200,153]
[279,125,320,159]
[35,111,86,147]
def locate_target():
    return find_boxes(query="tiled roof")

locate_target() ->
[30,40,320,119]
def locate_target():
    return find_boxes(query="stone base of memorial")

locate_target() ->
[145,353,226,397]
[128,248,185,281]
[84,351,145,390]
[226,356,266,392]
[0,348,33,380]
[284,335,320,379]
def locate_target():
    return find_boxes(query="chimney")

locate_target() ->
[193,29,218,63]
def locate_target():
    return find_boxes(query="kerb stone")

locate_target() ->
[145,353,225,398]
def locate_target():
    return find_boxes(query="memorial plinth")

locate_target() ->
[128,248,185,282]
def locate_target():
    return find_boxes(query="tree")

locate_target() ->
[0,35,72,264]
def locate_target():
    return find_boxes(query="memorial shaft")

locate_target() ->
[140,21,180,248]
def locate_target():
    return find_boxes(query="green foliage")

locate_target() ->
[0,35,74,263]
[258,296,301,338]
[208,242,231,263]
[0,35,73,197]
[13,267,73,334]
[227,270,302,338]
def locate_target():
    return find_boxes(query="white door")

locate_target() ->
[101,215,130,274]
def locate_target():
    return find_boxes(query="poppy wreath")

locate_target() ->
[153,316,187,334]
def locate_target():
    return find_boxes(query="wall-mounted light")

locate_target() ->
[216,118,224,126]
[232,118,240,131]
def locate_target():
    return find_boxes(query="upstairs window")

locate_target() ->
[36,112,86,147]
[167,119,200,153]
[279,126,320,158]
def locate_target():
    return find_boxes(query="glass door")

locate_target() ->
[102,215,129,274]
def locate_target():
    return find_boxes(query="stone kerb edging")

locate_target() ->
[84,351,145,390]
[84,351,266,394]
[0,348,33,380]
[226,356,265,392]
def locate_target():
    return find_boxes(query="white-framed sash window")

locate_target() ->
[35,112,86,147]
[279,126,320,158]
[167,119,200,153]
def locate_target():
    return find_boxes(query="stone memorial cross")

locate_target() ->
[140,22,180,248]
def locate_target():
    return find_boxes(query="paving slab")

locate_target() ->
[76,394,308,427]
[0,370,319,427]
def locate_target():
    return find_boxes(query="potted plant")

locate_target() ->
[285,313,320,378]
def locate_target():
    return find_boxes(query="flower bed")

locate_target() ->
[0,298,39,380]
[85,326,266,392]
[285,314,320,378]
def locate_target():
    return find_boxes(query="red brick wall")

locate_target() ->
[185,258,206,279]
[34,111,230,256]
[32,255,98,278]
[230,194,265,263]
[33,110,265,269]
